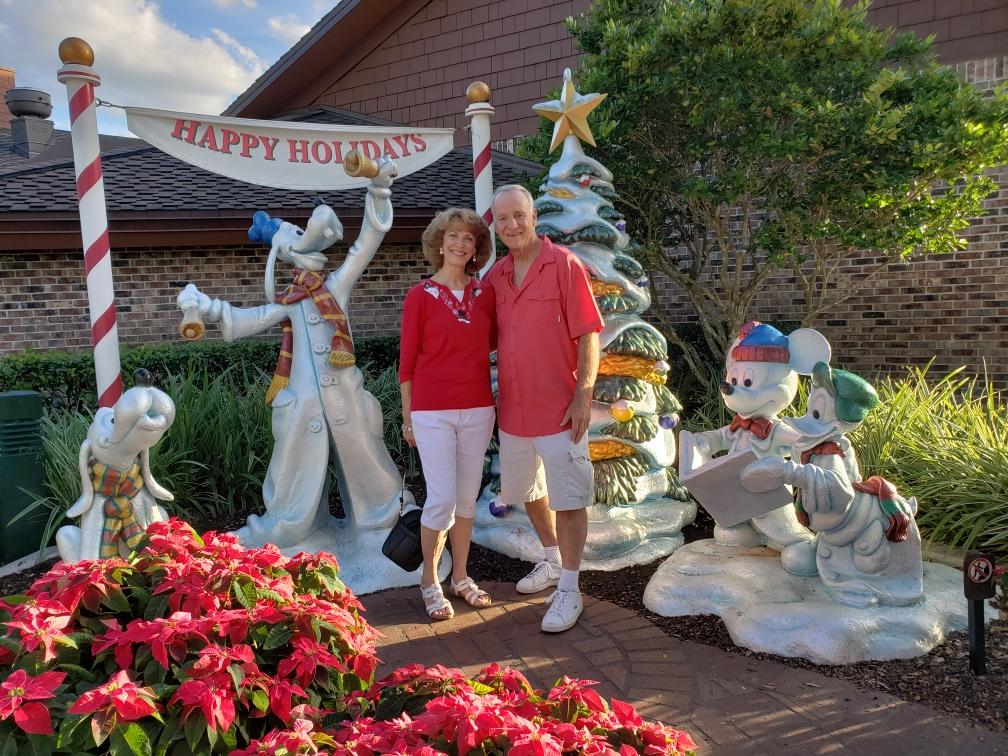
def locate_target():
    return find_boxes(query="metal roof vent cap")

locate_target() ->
[5,88,52,119]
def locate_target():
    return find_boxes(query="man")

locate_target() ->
[485,184,603,632]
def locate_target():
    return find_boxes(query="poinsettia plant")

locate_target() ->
[0,519,377,754]
[0,519,696,755]
[233,663,697,755]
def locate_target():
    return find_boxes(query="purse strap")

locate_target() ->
[398,446,418,516]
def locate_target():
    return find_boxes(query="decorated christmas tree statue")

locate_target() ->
[473,70,695,570]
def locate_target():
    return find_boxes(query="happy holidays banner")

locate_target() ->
[124,106,455,191]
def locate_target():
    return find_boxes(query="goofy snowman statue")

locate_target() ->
[176,156,411,559]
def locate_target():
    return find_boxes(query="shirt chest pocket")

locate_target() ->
[526,291,563,328]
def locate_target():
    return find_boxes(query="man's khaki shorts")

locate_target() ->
[498,429,594,511]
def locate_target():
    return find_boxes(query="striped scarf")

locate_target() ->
[267,269,354,405]
[795,442,910,542]
[92,462,145,559]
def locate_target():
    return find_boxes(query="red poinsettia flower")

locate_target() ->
[26,558,129,614]
[508,728,566,756]
[267,678,308,724]
[0,669,65,735]
[170,671,237,732]
[5,609,72,662]
[277,635,343,687]
[69,669,161,729]
[131,611,212,668]
[91,618,138,669]
[189,642,255,678]
[547,675,607,715]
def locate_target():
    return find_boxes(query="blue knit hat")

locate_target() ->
[730,321,789,364]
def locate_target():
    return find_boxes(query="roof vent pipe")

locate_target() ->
[5,87,54,158]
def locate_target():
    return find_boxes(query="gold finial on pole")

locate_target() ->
[343,150,379,178]
[58,37,95,66]
[466,81,491,104]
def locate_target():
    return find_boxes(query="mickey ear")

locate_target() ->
[787,329,831,374]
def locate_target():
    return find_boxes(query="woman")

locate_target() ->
[399,208,496,620]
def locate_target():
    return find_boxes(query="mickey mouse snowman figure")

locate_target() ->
[691,322,830,575]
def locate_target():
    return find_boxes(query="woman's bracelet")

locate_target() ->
[402,424,412,433]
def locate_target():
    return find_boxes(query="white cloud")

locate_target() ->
[212,28,261,69]
[266,14,311,47]
[212,0,256,7]
[0,0,266,135]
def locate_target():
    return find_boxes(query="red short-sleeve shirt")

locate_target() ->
[484,236,604,437]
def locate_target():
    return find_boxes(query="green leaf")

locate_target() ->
[262,624,293,651]
[251,689,269,713]
[230,580,256,610]
[56,713,92,751]
[153,716,182,756]
[109,723,152,756]
[143,593,170,621]
[56,662,97,682]
[22,734,53,756]
[0,730,19,756]
[183,713,204,753]
[101,586,132,614]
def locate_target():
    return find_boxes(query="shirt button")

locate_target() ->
[313,343,329,353]
[307,313,321,324]
[320,375,332,386]
[308,418,323,433]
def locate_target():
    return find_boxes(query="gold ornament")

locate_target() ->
[610,400,635,423]
[589,440,636,461]
[533,68,607,153]
[466,81,492,103]
[592,281,624,296]
[598,355,665,385]
[59,37,95,66]
[547,187,576,199]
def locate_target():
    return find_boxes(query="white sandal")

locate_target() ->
[450,577,491,608]
[421,582,453,621]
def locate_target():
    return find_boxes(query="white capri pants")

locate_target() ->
[411,406,496,531]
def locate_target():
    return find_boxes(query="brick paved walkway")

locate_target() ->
[360,582,1008,755]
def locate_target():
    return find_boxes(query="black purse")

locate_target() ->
[382,464,423,572]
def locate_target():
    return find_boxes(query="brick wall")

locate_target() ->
[313,1,1008,147]
[647,57,1008,384]
[0,244,429,354]
[312,0,592,144]
[863,0,1008,63]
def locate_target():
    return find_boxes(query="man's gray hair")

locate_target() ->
[491,184,535,209]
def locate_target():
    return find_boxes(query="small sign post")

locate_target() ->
[964,550,996,675]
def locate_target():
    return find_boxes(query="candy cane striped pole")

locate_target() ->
[465,82,496,276]
[57,38,122,408]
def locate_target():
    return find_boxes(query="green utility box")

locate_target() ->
[0,391,46,564]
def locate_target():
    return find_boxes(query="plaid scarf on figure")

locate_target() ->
[267,269,355,405]
[92,462,145,558]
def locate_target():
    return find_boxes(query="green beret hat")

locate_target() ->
[810,362,879,424]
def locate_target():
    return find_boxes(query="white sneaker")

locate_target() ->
[541,589,583,633]
[516,560,561,594]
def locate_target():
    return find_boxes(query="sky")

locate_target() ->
[0,0,337,135]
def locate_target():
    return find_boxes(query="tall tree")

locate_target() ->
[522,0,1008,380]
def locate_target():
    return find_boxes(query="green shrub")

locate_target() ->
[0,336,400,413]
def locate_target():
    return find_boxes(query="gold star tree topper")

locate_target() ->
[533,68,607,154]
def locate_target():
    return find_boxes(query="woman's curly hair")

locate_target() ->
[421,208,492,275]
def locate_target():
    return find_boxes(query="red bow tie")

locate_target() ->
[729,414,773,440]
